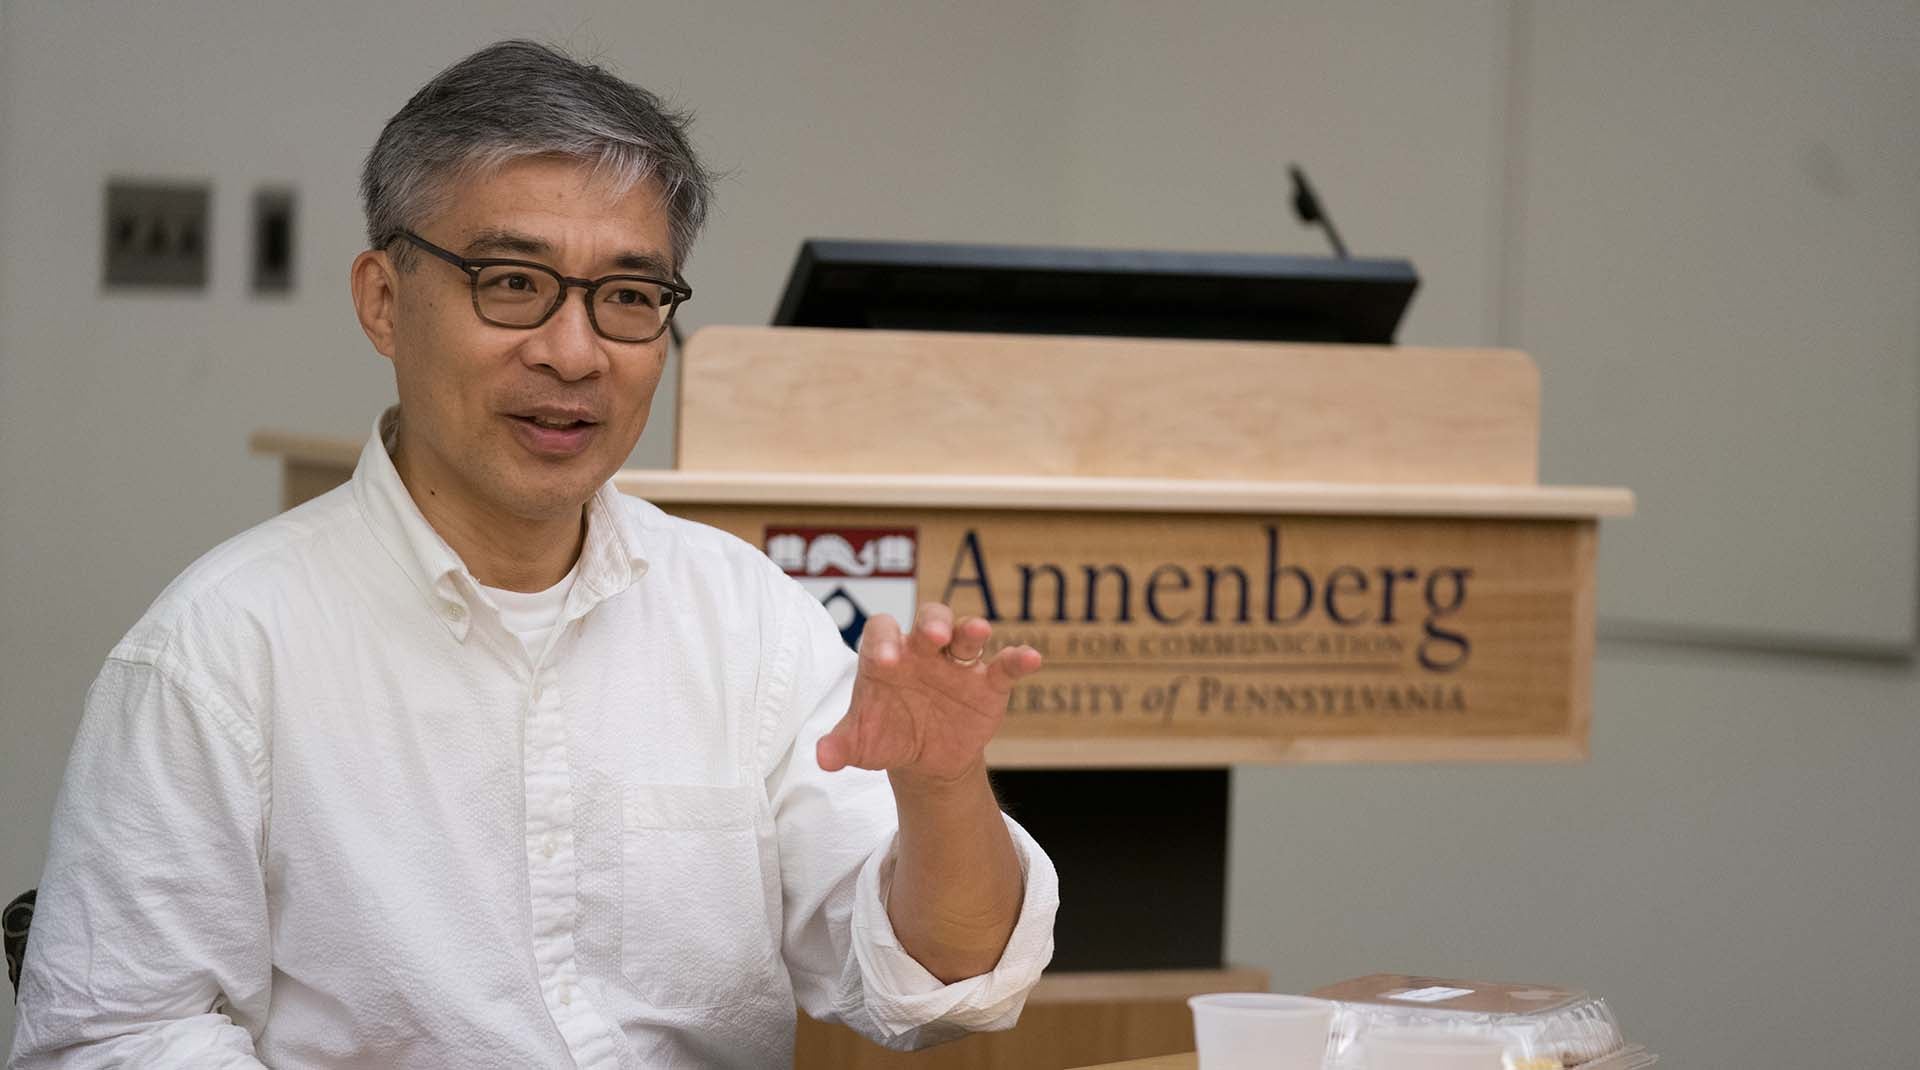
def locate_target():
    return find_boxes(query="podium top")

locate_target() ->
[251,325,1637,520]
[243,324,1635,522]
[678,326,1544,486]
[246,431,1629,519]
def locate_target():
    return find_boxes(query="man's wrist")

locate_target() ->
[887,757,992,806]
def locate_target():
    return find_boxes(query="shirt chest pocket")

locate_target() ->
[620,783,783,1008]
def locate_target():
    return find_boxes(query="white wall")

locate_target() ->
[1056,1,1512,348]
[3,3,1916,1066]
[1516,0,1920,651]
[1231,648,1920,1070]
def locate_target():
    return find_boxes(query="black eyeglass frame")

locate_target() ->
[396,229,692,343]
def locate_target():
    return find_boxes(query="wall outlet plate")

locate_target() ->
[103,180,211,290]
[252,187,296,295]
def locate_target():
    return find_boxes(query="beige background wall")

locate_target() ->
[3,2,1917,1067]
[1515,2,1919,651]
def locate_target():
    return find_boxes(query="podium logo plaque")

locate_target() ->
[766,526,919,650]
[729,505,1595,765]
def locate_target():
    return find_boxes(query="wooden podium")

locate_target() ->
[253,326,1631,1068]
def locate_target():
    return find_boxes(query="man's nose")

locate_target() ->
[521,286,609,380]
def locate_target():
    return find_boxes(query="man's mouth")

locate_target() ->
[506,409,603,457]
[517,414,596,430]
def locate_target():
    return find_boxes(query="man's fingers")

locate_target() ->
[986,644,1044,689]
[907,602,953,657]
[859,613,903,666]
[815,730,850,772]
[944,615,991,663]
[816,709,859,772]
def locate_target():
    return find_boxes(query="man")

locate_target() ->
[10,40,1057,1068]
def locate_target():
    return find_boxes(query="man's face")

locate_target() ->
[363,155,676,524]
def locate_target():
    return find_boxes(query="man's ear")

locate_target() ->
[350,249,401,361]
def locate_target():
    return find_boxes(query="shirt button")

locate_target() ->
[541,834,557,859]
[558,984,573,1006]
[442,603,465,620]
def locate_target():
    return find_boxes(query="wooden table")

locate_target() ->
[793,969,1259,1069]
[1074,1054,1197,1069]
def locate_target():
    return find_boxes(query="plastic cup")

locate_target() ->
[1187,993,1335,1070]
[1361,1027,1508,1070]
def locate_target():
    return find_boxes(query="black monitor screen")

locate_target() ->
[771,239,1418,345]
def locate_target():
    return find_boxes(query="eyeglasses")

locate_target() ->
[397,230,691,344]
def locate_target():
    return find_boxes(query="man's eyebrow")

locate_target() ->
[610,250,676,277]
[462,228,675,277]
[461,228,553,259]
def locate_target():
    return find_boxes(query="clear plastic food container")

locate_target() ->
[1307,974,1656,1069]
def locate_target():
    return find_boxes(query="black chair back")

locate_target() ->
[4,888,34,1001]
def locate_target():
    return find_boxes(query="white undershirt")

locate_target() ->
[481,563,578,658]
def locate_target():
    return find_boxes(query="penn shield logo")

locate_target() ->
[766,527,918,649]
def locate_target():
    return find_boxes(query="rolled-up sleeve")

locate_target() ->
[10,655,271,1069]
[758,574,1059,1051]
[847,815,1058,1040]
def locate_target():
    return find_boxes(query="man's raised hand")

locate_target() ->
[815,603,1044,784]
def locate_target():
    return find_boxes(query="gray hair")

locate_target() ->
[361,39,713,271]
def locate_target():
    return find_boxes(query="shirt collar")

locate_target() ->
[350,407,650,641]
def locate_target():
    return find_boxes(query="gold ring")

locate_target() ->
[942,646,983,667]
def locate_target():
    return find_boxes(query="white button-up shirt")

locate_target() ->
[11,414,1058,1069]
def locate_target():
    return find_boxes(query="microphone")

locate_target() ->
[1288,164,1350,259]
